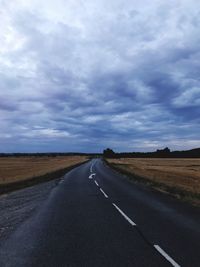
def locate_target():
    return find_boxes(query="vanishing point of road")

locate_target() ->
[0,159,200,266]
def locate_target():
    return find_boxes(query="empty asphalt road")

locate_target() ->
[0,159,200,267]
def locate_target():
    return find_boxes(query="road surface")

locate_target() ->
[0,159,200,266]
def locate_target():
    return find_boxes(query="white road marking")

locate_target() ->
[90,165,93,173]
[154,245,181,267]
[112,203,136,226]
[89,173,96,179]
[90,160,97,173]
[95,180,99,186]
[92,160,180,267]
[100,188,108,198]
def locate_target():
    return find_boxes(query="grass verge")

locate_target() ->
[0,159,89,195]
[105,159,200,207]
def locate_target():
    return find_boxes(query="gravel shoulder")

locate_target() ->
[0,178,59,243]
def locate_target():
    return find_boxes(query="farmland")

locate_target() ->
[107,158,200,204]
[0,156,87,185]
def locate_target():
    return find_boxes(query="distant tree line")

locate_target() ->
[103,147,200,158]
[0,153,101,158]
[1,147,200,158]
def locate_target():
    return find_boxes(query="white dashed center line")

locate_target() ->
[154,245,181,267]
[112,203,136,226]
[100,188,108,198]
[90,166,93,173]
[95,180,99,187]
[91,162,180,267]
[111,202,180,266]
[90,160,97,173]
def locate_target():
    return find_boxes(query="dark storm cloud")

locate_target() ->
[0,0,200,152]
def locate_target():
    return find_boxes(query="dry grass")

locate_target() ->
[0,156,87,185]
[107,158,200,197]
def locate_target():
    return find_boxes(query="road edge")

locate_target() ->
[0,159,90,195]
[104,159,200,207]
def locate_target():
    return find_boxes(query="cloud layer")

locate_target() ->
[0,0,200,152]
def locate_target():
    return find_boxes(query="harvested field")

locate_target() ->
[0,156,87,185]
[107,158,200,204]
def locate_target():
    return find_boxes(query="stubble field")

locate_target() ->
[0,156,87,185]
[107,158,200,204]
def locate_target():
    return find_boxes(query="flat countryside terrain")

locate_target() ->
[1,159,200,267]
[0,156,87,185]
[107,158,200,205]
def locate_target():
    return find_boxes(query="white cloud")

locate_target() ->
[173,87,200,107]
[0,0,200,151]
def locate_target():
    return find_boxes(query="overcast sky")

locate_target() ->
[0,0,200,153]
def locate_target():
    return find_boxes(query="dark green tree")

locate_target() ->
[103,148,116,158]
